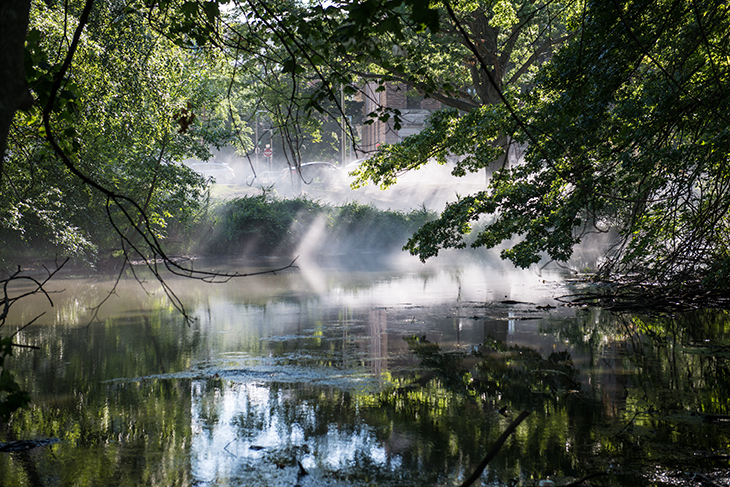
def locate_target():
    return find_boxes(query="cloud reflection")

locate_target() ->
[190,381,396,486]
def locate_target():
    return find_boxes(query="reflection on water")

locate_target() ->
[2,255,730,486]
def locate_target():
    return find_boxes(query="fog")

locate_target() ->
[199,146,485,212]
[197,147,612,275]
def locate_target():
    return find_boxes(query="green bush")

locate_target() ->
[201,196,435,257]
[328,202,433,253]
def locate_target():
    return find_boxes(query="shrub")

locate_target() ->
[202,196,435,257]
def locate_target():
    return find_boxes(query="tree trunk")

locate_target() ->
[468,12,504,106]
[0,0,34,176]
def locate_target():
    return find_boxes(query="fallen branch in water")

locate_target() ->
[459,410,531,487]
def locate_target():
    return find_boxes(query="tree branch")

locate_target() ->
[507,34,571,85]
[459,410,531,487]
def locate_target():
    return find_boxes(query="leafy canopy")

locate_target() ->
[3,0,240,263]
[374,0,730,287]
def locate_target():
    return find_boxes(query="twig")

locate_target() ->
[223,440,237,457]
[459,410,531,487]
[1,259,68,330]
[85,261,127,328]
[11,312,46,341]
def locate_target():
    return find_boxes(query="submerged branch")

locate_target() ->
[459,410,531,487]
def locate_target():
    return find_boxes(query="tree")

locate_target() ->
[1,0,302,321]
[222,24,364,171]
[382,0,730,290]
[0,0,34,173]
[350,0,576,110]
[222,0,366,168]
[0,0,313,423]
[286,0,578,164]
[3,0,234,265]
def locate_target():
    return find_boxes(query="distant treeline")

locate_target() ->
[196,195,435,257]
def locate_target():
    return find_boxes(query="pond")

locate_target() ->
[1,253,730,486]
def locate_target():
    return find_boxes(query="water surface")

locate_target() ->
[2,254,730,486]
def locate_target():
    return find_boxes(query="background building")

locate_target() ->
[357,82,442,156]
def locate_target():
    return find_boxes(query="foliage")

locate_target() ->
[205,194,320,255]
[239,63,365,166]
[1,0,239,266]
[521,0,730,283]
[150,0,368,167]
[263,0,575,112]
[2,0,579,268]
[151,0,575,168]
[351,106,507,189]
[329,0,578,134]
[329,201,433,249]
[352,0,730,290]
[203,195,434,256]
[1,0,581,268]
